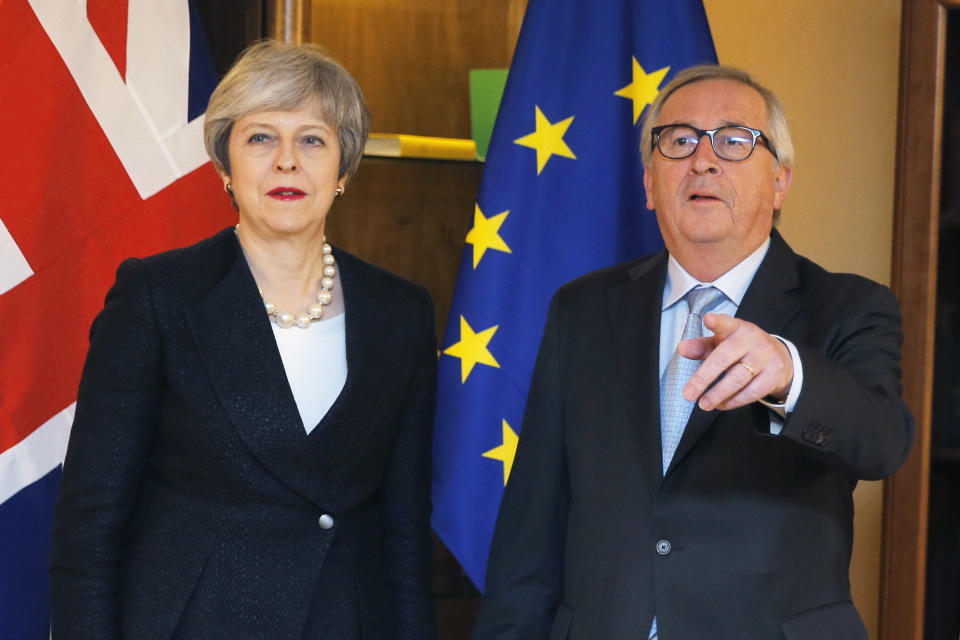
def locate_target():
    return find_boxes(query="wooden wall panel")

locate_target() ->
[324,158,482,339]
[305,0,527,138]
[881,1,957,638]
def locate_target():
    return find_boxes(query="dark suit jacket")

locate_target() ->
[50,228,438,640]
[472,230,914,640]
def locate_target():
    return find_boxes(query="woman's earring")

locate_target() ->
[335,186,344,197]
[224,182,238,211]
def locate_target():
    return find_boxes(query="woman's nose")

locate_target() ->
[275,141,298,172]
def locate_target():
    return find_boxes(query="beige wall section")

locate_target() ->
[702,1,902,637]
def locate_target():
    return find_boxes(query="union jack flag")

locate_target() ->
[0,2,235,636]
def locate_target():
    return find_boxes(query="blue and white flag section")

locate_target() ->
[432,0,717,590]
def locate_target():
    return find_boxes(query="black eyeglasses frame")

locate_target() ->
[650,124,777,162]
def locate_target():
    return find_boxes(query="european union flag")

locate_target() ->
[432,0,717,590]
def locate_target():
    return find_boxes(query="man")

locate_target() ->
[471,65,914,640]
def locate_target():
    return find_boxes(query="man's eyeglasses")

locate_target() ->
[650,124,775,162]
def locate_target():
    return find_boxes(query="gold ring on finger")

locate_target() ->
[739,361,757,378]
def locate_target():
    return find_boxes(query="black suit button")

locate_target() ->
[318,514,335,530]
[801,427,828,446]
[656,539,672,555]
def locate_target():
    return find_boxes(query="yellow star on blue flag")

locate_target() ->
[466,204,512,269]
[615,58,671,124]
[513,106,576,174]
[442,316,501,383]
[482,420,519,486]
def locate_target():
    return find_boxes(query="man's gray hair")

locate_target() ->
[640,64,794,171]
[204,40,371,182]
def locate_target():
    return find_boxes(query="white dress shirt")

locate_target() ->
[659,237,803,434]
[272,313,347,434]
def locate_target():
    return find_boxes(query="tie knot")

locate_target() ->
[684,285,725,316]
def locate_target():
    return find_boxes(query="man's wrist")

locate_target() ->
[769,335,803,415]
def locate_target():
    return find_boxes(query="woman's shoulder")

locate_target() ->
[116,227,240,302]
[138,227,237,274]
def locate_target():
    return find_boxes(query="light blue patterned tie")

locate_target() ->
[659,286,726,474]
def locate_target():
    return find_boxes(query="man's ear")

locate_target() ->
[643,168,655,211]
[772,164,792,211]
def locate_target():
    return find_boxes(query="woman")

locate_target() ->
[50,40,437,639]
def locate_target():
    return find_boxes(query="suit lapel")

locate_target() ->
[664,230,804,477]
[184,235,329,507]
[304,249,407,473]
[607,252,667,501]
[734,230,803,332]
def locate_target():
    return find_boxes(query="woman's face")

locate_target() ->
[221,102,346,239]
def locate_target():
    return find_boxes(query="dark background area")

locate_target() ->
[193,0,265,74]
[924,10,960,640]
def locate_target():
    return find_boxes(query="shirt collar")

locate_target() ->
[662,236,771,311]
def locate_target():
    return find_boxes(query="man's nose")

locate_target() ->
[689,135,721,174]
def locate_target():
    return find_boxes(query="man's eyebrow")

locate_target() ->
[657,121,756,129]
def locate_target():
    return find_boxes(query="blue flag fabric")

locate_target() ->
[431,0,717,590]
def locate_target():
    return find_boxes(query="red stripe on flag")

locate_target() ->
[0,168,234,453]
[87,0,129,80]
[0,0,235,454]
[1,0,135,275]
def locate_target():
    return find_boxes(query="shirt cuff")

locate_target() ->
[759,336,803,434]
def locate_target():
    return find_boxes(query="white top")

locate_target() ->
[659,237,803,433]
[272,313,347,434]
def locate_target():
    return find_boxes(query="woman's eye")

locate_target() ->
[303,135,324,146]
[248,133,270,144]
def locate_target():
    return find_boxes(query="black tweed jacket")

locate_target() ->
[50,227,438,640]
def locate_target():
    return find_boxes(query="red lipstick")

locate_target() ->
[267,187,306,200]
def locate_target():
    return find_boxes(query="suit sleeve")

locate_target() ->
[50,258,162,639]
[472,293,569,640]
[379,290,438,640]
[780,280,915,480]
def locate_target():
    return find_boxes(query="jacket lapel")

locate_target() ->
[183,234,329,508]
[607,252,667,501]
[734,230,803,333]
[303,249,409,473]
[664,230,804,477]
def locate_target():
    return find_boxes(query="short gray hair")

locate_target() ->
[640,64,794,170]
[204,40,371,182]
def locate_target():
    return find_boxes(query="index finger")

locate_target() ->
[682,324,747,402]
[676,335,716,361]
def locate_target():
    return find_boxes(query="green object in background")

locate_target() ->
[469,69,509,161]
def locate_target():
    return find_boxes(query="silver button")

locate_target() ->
[656,539,671,555]
[318,514,335,530]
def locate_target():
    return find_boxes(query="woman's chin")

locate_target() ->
[240,213,327,239]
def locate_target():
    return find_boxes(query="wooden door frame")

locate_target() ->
[881,1,956,638]
[265,0,309,43]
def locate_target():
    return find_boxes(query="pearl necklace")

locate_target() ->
[261,239,337,329]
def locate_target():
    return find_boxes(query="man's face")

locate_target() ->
[643,79,792,271]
